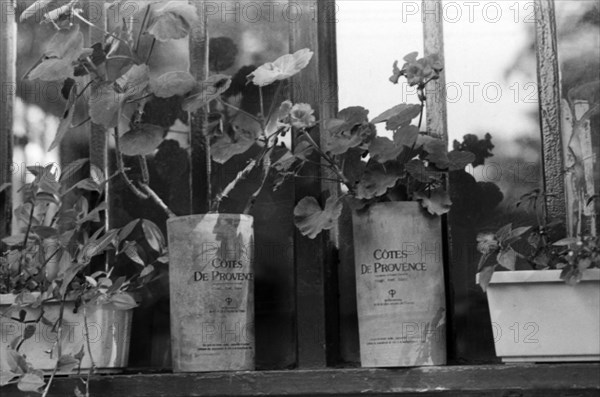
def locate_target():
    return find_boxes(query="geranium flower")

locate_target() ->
[290,103,316,128]
[477,233,499,254]
[247,49,314,87]
[398,52,443,87]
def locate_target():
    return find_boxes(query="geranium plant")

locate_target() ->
[476,189,599,291]
[22,0,318,217]
[0,161,164,396]
[476,77,600,291]
[271,52,475,238]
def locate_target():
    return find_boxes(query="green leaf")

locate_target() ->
[74,345,85,361]
[414,189,452,215]
[118,219,139,243]
[293,141,314,161]
[447,150,476,171]
[497,247,517,271]
[109,292,137,310]
[393,125,420,148]
[43,3,71,23]
[57,354,80,372]
[48,83,77,151]
[419,136,449,168]
[182,74,232,112]
[89,83,125,128]
[147,1,199,41]
[17,372,45,393]
[0,371,18,386]
[31,226,59,239]
[115,64,150,99]
[2,234,25,247]
[73,178,101,192]
[327,107,369,134]
[28,25,84,81]
[368,137,404,163]
[294,196,343,239]
[210,132,255,164]
[150,71,197,98]
[6,349,28,374]
[28,58,74,81]
[0,182,11,194]
[553,237,579,246]
[324,121,375,156]
[59,158,88,183]
[43,25,84,60]
[120,124,165,156]
[142,219,165,252]
[59,263,85,297]
[405,160,442,183]
[78,202,107,225]
[495,223,513,243]
[370,104,421,130]
[20,0,54,22]
[477,265,496,292]
[122,241,144,266]
[140,264,155,278]
[84,229,118,259]
[355,168,399,200]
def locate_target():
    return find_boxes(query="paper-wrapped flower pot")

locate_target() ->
[167,214,255,372]
[352,202,446,367]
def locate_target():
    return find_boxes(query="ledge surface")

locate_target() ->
[2,363,600,397]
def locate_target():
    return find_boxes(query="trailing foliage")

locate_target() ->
[0,162,165,394]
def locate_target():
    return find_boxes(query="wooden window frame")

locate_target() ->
[1,0,599,395]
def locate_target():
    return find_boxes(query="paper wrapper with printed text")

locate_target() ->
[167,214,255,372]
[352,202,446,367]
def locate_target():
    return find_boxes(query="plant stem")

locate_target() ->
[301,130,354,194]
[21,201,35,247]
[259,87,265,129]
[139,183,176,218]
[218,99,261,124]
[417,100,425,130]
[113,129,149,199]
[135,4,152,54]
[211,160,257,213]
[243,149,272,214]
[83,306,95,397]
[138,156,150,184]
[145,38,157,64]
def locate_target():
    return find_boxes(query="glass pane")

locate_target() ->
[336,0,424,364]
[556,0,600,235]
[443,0,543,363]
[207,2,295,370]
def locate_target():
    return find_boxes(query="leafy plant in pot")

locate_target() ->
[275,52,475,367]
[475,188,600,362]
[0,161,163,396]
[474,76,600,362]
[17,0,315,372]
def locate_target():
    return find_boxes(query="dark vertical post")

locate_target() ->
[534,0,566,227]
[0,0,16,239]
[422,0,449,365]
[290,0,340,368]
[189,0,210,214]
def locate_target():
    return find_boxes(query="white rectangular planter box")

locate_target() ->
[481,269,600,362]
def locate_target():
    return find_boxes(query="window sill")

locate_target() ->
[3,363,599,396]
